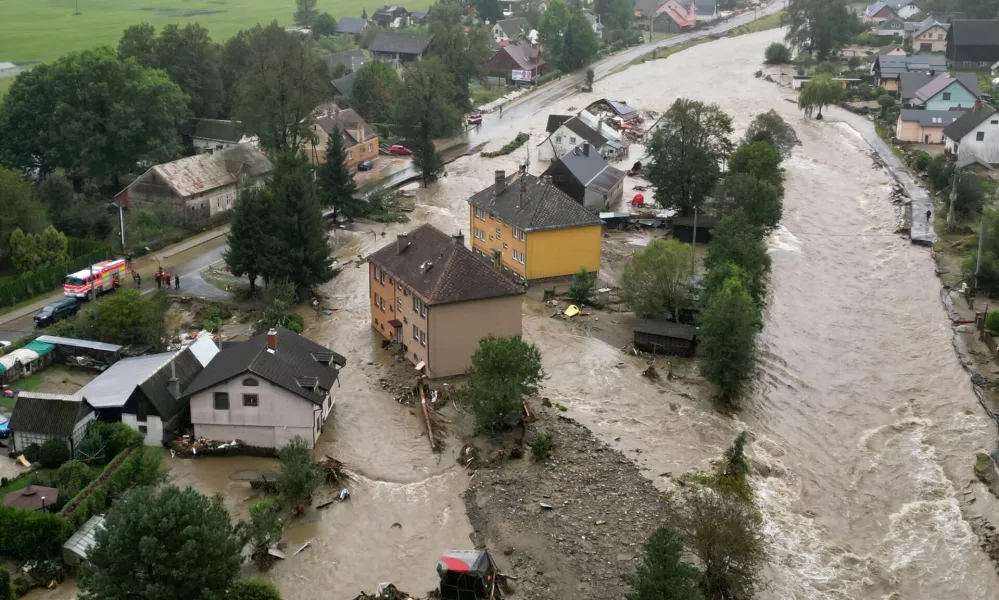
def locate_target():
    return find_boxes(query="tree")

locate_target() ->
[721,173,782,234]
[228,579,282,600]
[728,141,784,189]
[458,336,544,433]
[56,459,94,500]
[9,229,39,273]
[647,99,734,213]
[56,290,170,347]
[80,486,244,600]
[428,22,492,112]
[276,436,322,513]
[743,110,799,158]
[317,129,361,219]
[619,239,695,320]
[0,566,12,600]
[224,187,271,292]
[38,225,70,268]
[118,23,157,66]
[38,438,71,469]
[539,0,570,69]
[349,60,401,125]
[584,67,595,91]
[595,0,634,31]
[623,526,704,600]
[294,0,319,27]
[393,59,462,186]
[716,432,752,500]
[763,42,791,64]
[312,12,337,36]
[953,171,986,219]
[784,0,857,60]
[663,489,766,600]
[267,153,334,289]
[232,23,328,152]
[412,137,447,187]
[260,278,295,331]
[0,47,188,184]
[0,169,44,261]
[567,267,595,306]
[705,211,771,304]
[241,501,283,570]
[698,274,758,402]
[560,11,600,71]
[797,73,842,119]
[475,0,504,24]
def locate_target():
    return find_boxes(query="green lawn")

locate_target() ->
[728,10,786,36]
[0,78,12,98]
[0,0,427,63]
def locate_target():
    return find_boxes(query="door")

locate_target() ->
[920,42,931,51]
[924,134,930,143]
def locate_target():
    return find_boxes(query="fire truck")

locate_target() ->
[64,259,127,299]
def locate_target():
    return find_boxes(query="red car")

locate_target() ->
[467,113,483,125]
[389,144,412,156]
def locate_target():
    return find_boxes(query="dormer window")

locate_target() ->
[295,376,319,389]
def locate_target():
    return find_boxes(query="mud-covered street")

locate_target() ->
[153,27,999,600]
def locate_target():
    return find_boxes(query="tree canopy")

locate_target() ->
[720,173,783,234]
[560,11,600,71]
[595,0,635,31]
[623,526,704,600]
[763,42,792,64]
[0,47,189,183]
[620,239,695,320]
[428,22,492,112]
[0,169,45,261]
[539,0,571,68]
[294,0,319,27]
[276,436,322,513]
[317,128,361,219]
[743,110,799,158]
[705,211,771,304]
[350,60,402,125]
[458,336,544,433]
[797,74,843,119]
[393,59,462,185]
[475,0,504,24]
[647,99,734,213]
[728,141,784,189]
[80,485,244,600]
[698,272,759,402]
[784,0,858,60]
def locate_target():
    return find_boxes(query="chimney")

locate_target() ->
[169,361,180,395]
[583,142,590,157]
[267,329,278,351]
[494,170,506,194]
[356,124,364,143]
[453,230,464,245]
[397,233,409,254]
[519,171,527,208]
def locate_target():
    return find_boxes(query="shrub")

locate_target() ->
[0,566,13,600]
[964,251,999,290]
[530,431,555,461]
[56,460,95,500]
[287,313,305,334]
[763,42,791,64]
[566,268,594,306]
[457,336,544,433]
[482,133,530,158]
[91,421,144,458]
[228,579,282,600]
[0,505,68,561]
[535,70,563,85]
[986,311,999,334]
[22,443,41,463]
[914,151,932,172]
[38,439,71,469]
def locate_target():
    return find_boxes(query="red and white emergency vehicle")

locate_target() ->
[64,259,127,299]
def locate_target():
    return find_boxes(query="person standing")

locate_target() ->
[154,271,161,288]
[174,274,180,290]
[136,273,142,288]
[926,208,932,223]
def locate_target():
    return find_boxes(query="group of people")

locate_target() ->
[123,255,180,290]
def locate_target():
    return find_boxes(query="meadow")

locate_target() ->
[0,0,426,63]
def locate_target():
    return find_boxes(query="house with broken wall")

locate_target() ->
[537,111,628,162]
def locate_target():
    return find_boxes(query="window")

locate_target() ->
[495,228,502,240]
[475,227,486,241]
[474,207,486,220]
[420,329,427,346]
[512,249,526,264]
[214,392,229,410]
[413,296,426,317]
[138,425,148,434]
[992,120,999,125]
[348,150,354,160]
[503,243,509,249]
[977,132,986,141]
[512,226,522,239]
[243,378,259,386]
[555,135,562,142]
[217,198,221,209]
[932,117,942,124]
[367,143,373,152]
[413,324,420,340]
[942,92,951,100]
[374,266,380,281]
[398,297,403,312]
[569,136,577,143]
[243,394,259,407]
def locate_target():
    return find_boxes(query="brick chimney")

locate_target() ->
[453,230,464,245]
[397,232,409,254]
[583,142,590,157]
[494,170,506,194]
[267,329,278,351]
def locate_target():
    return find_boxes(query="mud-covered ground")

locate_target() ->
[463,411,664,600]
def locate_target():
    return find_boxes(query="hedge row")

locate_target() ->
[0,506,68,561]
[0,246,113,310]
[535,70,563,86]
[482,133,531,159]
[60,447,134,529]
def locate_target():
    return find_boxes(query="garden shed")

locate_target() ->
[63,515,105,567]
[633,321,698,357]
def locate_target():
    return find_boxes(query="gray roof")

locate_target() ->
[912,19,949,38]
[77,352,177,409]
[499,42,545,71]
[190,119,245,143]
[8,394,92,437]
[560,116,612,149]
[606,100,638,120]
[634,0,663,17]
[64,516,105,561]
[336,17,368,34]
[944,105,998,142]
[368,32,430,56]
[468,171,603,232]
[898,108,965,126]
[366,225,524,305]
[182,327,346,406]
[913,72,981,104]
[875,54,947,78]
[898,72,935,100]
[144,143,272,198]
[546,114,572,133]
[956,153,995,170]
[324,49,367,73]
[865,1,889,16]
[133,348,205,421]
[34,335,122,353]
[496,17,529,39]
[553,144,625,195]
[693,0,716,13]
[333,72,355,97]
[634,321,697,341]
[312,104,378,145]
[949,19,999,47]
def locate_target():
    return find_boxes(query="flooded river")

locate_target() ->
[149,28,999,600]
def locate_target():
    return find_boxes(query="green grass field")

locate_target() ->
[0,0,427,63]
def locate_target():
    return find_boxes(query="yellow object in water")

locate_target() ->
[564,305,580,318]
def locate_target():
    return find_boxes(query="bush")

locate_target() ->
[481,133,530,158]
[535,70,563,85]
[763,42,791,64]
[38,439,71,469]
[22,443,41,463]
[954,173,986,219]
[914,151,932,172]
[0,565,13,600]
[457,336,544,433]
[287,313,305,334]
[91,421,145,459]
[566,268,594,306]
[56,460,95,500]
[986,311,999,334]
[60,446,166,529]
[228,579,282,600]
[530,431,555,461]
[964,251,999,290]
[0,505,68,561]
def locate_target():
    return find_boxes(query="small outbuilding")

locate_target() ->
[63,515,105,567]
[672,214,718,244]
[7,393,95,456]
[634,321,698,357]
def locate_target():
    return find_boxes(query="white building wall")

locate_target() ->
[121,413,164,447]
[949,118,999,160]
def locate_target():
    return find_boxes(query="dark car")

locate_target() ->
[357,160,374,171]
[34,297,80,327]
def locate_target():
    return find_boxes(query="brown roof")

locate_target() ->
[496,42,545,71]
[312,104,378,146]
[3,485,59,512]
[143,143,273,198]
[367,225,524,306]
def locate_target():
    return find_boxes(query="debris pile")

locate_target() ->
[170,435,244,457]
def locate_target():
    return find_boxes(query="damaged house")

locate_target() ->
[543,143,626,211]
[537,111,627,161]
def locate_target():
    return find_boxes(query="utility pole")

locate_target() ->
[691,206,699,275]
[117,202,126,251]
[89,263,97,318]
[976,211,985,290]
[946,168,961,232]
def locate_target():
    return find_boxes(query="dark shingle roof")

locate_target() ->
[898,72,935,101]
[546,115,572,133]
[312,104,378,145]
[191,119,245,143]
[913,72,981,104]
[336,17,368,34]
[181,327,346,405]
[468,171,603,232]
[368,32,431,56]
[137,348,204,422]
[367,225,524,305]
[500,42,544,71]
[634,321,697,341]
[496,17,529,39]
[949,20,999,47]
[553,145,625,195]
[561,117,612,148]
[333,73,355,97]
[943,105,998,142]
[324,49,367,73]
[898,108,966,127]
[8,394,91,437]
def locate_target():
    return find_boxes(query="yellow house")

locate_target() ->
[467,169,603,282]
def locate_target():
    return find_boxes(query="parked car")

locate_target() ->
[389,144,412,156]
[0,414,8,439]
[358,160,374,171]
[467,113,482,125]
[34,297,80,327]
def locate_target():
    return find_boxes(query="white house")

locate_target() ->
[537,112,627,161]
[943,105,999,162]
[188,119,259,155]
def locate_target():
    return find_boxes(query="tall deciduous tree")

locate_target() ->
[0,169,45,260]
[232,23,329,152]
[312,13,338,36]
[647,99,734,213]
[80,485,244,600]
[623,526,704,600]
[349,60,402,125]
[458,335,544,433]
[0,47,189,184]
[619,239,695,320]
[720,173,783,234]
[476,0,504,23]
[428,22,493,111]
[705,210,771,304]
[560,11,599,71]
[784,0,857,60]
[118,23,157,66]
[595,0,634,31]
[294,0,319,27]
[728,141,784,189]
[539,0,570,68]
[797,73,843,119]
[743,110,799,158]
[317,129,361,218]
[276,436,322,512]
[698,273,758,401]
[393,59,462,186]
